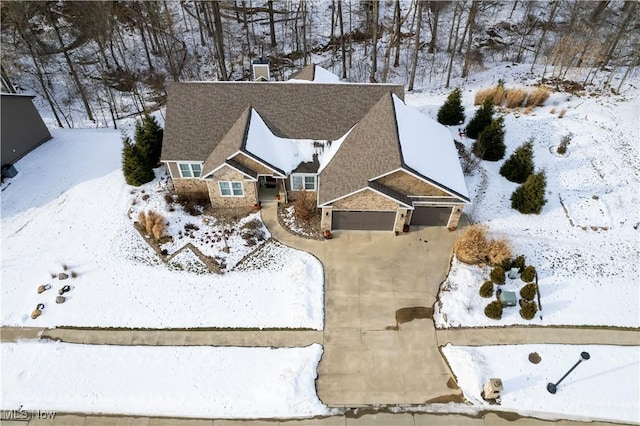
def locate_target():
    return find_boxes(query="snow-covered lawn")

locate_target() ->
[410,64,640,328]
[442,343,640,424]
[2,340,331,419]
[1,129,324,329]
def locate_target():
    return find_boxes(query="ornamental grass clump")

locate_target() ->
[453,224,489,264]
[484,300,503,320]
[488,239,512,267]
[480,280,494,298]
[138,210,166,240]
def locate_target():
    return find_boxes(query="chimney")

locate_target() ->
[252,58,270,81]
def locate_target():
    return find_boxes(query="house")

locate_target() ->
[1,93,52,167]
[161,66,470,233]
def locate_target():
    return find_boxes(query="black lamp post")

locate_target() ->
[547,351,590,394]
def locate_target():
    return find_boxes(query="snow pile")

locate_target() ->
[1,129,324,329]
[2,341,331,419]
[442,343,640,424]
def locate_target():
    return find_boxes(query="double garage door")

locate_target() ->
[410,206,452,226]
[332,210,396,231]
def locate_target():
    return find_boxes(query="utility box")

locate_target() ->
[483,378,503,400]
[499,290,517,307]
[507,267,519,279]
[2,164,18,179]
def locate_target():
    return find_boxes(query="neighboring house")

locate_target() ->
[1,93,52,166]
[162,65,470,233]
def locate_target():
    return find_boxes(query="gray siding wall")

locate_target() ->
[1,95,52,165]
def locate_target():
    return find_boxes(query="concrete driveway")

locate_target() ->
[261,203,463,406]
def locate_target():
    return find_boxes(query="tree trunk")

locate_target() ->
[446,1,463,88]
[461,0,479,78]
[47,7,94,122]
[393,0,402,67]
[428,1,440,54]
[211,1,228,79]
[268,0,277,47]
[338,0,347,79]
[530,0,558,72]
[408,0,423,91]
[370,0,379,81]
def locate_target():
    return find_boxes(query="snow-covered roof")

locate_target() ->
[392,95,470,199]
[244,109,346,174]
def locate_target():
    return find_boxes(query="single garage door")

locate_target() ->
[332,210,396,230]
[410,206,452,226]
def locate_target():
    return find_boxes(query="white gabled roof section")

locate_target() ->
[391,95,470,200]
[244,108,349,175]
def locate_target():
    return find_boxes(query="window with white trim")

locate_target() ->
[178,163,202,178]
[219,181,244,196]
[291,174,317,191]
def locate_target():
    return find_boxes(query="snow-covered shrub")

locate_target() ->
[521,266,537,283]
[520,283,538,301]
[453,224,489,264]
[454,141,480,174]
[473,117,506,161]
[488,238,512,267]
[500,139,534,183]
[520,300,538,320]
[437,88,465,126]
[479,280,494,298]
[466,98,494,139]
[490,266,506,284]
[484,300,503,320]
[511,171,547,214]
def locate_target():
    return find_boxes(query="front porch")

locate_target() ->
[258,176,284,203]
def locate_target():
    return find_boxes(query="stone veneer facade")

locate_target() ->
[207,165,257,208]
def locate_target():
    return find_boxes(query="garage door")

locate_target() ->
[332,211,396,230]
[410,206,452,226]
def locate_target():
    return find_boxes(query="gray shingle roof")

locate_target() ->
[162,82,404,163]
[289,64,315,81]
[318,92,403,205]
[201,107,251,177]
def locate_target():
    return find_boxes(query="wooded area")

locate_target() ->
[1,1,637,127]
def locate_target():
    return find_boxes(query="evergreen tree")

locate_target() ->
[472,117,506,161]
[437,88,465,126]
[465,97,494,139]
[511,171,547,214]
[500,139,535,183]
[135,114,164,168]
[122,135,154,186]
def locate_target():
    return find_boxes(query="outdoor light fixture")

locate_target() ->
[547,351,590,394]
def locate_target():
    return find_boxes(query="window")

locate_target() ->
[219,181,244,197]
[291,174,316,191]
[178,163,202,178]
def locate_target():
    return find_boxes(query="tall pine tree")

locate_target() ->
[135,114,164,168]
[473,117,506,161]
[465,97,494,139]
[500,139,535,183]
[437,88,465,126]
[511,171,547,214]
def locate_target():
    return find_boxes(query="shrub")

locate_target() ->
[521,265,537,282]
[474,87,494,105]
[138,210,166,240]
[557,108,567,118]
[484,300,503,320]
[437,88,466,126]
[242,219,261,230]
[177,193,209,216]
[488,239,512,267]
[492,82,507,106]
[465,98,494,139]
[505,88,527,108]
[525,87,551,107]
[453,224,489,264]
[455,141,480,174]
[164,193,175,205]
[500,257,513,271]
[520,282,538,301]
[520,300,538,320]
[294,192,319,223]
[557,133,573,155]
[122,136,154,186]
[490,266,506,284]
[473,117,506,161]
[500,139,535,183]
[512,255,526,272]
[511,171,547,214]
[480,280,494,298]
